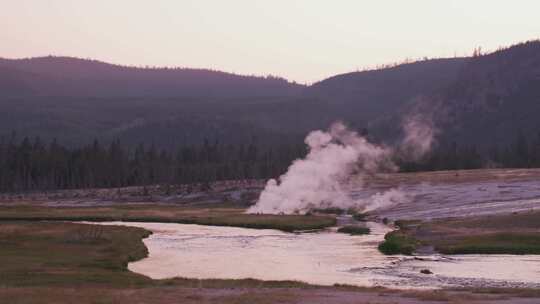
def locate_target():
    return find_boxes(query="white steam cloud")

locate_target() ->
[247,118,435,215]
[400,115,436,161]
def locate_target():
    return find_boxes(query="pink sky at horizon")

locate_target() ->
[1,0,540,84]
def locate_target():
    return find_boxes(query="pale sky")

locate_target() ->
[1,0,539,83]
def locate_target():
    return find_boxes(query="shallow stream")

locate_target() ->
[98,221,540,289]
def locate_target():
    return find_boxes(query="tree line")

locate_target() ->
[399,134,540,172]
[0,135,304,192]
[1,133,540,193]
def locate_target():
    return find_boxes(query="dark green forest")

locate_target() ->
[2,134,540,193]
[0,134,305,192]
[2,41,540,192]
[398,133,540,172]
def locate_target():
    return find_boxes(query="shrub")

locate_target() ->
[352,212,368,221]
[312,207,345,214]
[337,225,370,235]
[378,231,417,255]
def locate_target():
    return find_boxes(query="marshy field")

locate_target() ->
[1,169,540,303]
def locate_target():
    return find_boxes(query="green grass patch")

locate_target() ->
[382,212,540,255]
[436,233,540,254]
[311,207,345,215]
[378,230,418,255]
[156,277,312,289]
[337,225,370,235]
[0,221,152,287]
[0,205,336,232]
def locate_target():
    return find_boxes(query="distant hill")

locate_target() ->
[0,56,303,98]
[399,40,540,147]
[1,40,540,149]
[305,57,468,123]
[312,40,540,148]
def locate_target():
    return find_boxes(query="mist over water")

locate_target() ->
[247,118,434,215]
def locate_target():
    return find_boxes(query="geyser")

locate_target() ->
[247,119,434,215]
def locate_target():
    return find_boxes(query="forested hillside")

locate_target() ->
[1,40,540,192]
[4,41,538,150]
[415,40,540,147]
[0,56,469,148]
[305,57,468,124]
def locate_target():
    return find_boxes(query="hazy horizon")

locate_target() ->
[2,0,540,84]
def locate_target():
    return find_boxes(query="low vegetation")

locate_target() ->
[378,230,418,255]
[435,232,540,254]
[0,205,336,232]
[379,211,540,255]
[0,222,383,291]
[337,225,370,235]
[311,207,346,215]
[1,220,538,303]
[431,211,540,254]
[454,287,540,298]
[378,220,419,255]
[0,221,152,287]
[352,212,368,221]
[0,221,318,289]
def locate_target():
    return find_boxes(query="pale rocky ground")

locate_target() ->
[0,179,265,207]
[4,169,540,218]
[363,169,540,220]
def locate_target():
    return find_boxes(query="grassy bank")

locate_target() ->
[0,205,336,232]
[378,230,417,255]
[437,233,540,254]
[378,220,419,255]
[379,212,540,255]
[0,221,385,290]
[0,221,152,287]
[1,221,538,304]
[0,221,316,289]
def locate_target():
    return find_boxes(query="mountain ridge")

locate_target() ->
[0,56,304,98]
[1,40,539,149]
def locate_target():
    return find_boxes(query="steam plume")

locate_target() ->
[400,115,436,161]
[247,118,435,215]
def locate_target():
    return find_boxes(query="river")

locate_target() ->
[97,221,540,289]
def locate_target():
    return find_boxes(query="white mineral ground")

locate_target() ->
[357,169,540,220]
